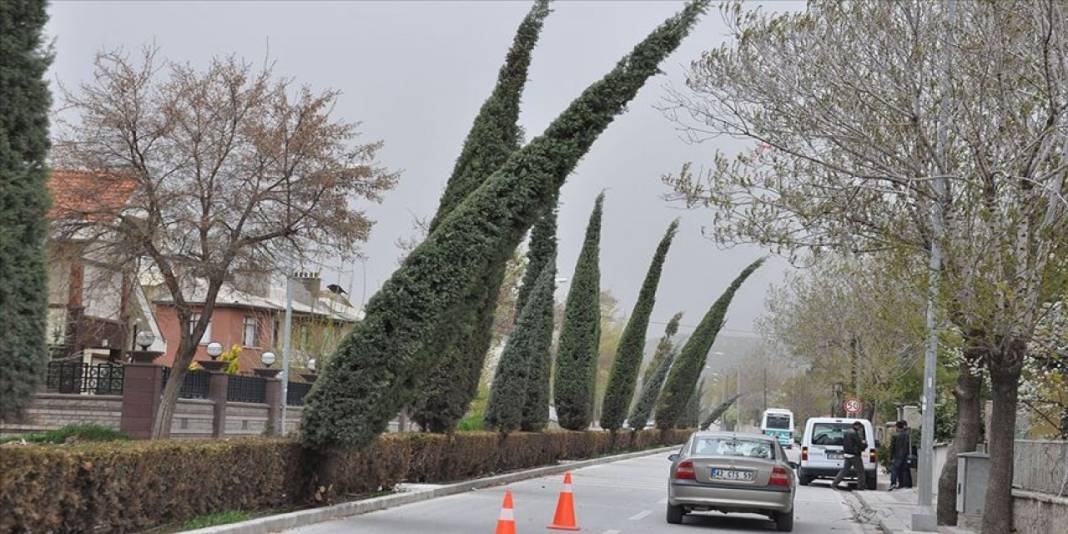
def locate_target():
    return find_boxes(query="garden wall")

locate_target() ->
[0,428,691,533]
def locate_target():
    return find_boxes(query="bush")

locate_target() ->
[0,429,691,533]
[0,424,129,445]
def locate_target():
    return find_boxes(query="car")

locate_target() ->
[797,417,878,489]
[666,431,796,532]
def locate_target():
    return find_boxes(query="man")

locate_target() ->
[832,421,867,490]
[889,420,912,490]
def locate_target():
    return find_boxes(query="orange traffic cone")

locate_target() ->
[496,490,517,534]
[547,472,580,531]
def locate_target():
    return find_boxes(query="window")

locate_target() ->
[691,437,776,460]
[811,423,867,446]
[188,313,211,345]
[243,315,259,347]
[765,414,791,430]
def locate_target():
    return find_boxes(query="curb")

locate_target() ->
[850,490,896,533]
[185,444,681,534]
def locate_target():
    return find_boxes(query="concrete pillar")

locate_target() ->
[120,364,163,439]
[264,378,282,436]
[208,372,229,438]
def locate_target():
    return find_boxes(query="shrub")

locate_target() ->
[0,423,128,445]
[0,429,690,533]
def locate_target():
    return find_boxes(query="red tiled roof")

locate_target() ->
[48,170,138,221]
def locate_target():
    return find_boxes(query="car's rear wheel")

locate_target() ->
[666,503,685,524]
[774,510,794,532]
[798,469,813,486]
[865,472,877,490]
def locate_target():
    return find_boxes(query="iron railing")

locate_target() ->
[226,374,267,404]
[45,360,124,395]
[287,381,313,406]
[161,368,211,399]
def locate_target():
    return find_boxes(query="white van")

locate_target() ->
[761,409,795,448]
[798,417,877,489]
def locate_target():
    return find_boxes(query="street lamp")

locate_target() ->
[136,330,155,351]
[200,341,228,372]
[129,329,162,363]
[206,342,223,360]
[255,351,281,378]
[261,351,276,367]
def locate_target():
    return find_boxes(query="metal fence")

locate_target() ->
[161,368,211,399]
[287,381,313,406]
[227,375,267,404]
[45,360,124,395]
[1014,440,1068,496]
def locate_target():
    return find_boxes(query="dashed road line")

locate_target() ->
[628,510,652,521]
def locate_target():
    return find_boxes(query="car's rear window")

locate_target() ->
[765,414,791,430]
[811,423,867,446]
[691,437,776,460]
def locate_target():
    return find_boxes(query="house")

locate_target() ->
[45,170,166,362]
[147,274,363,374]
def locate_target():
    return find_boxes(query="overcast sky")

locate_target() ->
[47,1,803,339]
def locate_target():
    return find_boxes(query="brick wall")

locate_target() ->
[0,394,122,434]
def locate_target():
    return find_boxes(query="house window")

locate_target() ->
[188,313,211,345]
[243,315,259,347]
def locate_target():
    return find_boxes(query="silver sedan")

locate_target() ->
[667,431,797,531]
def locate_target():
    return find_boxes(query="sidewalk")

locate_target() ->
[852,485,976,534]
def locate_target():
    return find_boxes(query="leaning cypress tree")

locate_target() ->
[410,1,552,432]
[700,393,742,430]
[641,312,683,387]
[518,209,558,431]
[600,220,678,430]
[484,260,555,432]
[0,0,51,422]
[679,378,704,429]
[302,0,711,450]
[553,194,604,431]
[628,347,676,431]
[655,258,764,429]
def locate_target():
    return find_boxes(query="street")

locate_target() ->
[288,452,867,533]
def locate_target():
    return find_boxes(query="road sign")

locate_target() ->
[843,398,863,415]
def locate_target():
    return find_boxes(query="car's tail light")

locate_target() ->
[801,447,808,461]
[770,466,790,486]
[675,460,696,480]
[870,448,877,464]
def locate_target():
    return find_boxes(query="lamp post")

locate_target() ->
[200,341,227,372]
[255,351,280,378]
[130,330,162,363]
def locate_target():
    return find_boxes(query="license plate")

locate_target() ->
[710,468,755,481]
[827,452,843,460]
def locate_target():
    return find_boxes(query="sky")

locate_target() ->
[46,0,804,340]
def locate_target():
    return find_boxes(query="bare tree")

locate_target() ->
[52,48,398,438]
[661,2,1068,530]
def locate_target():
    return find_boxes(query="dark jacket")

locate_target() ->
[891,430,911,461]
[842,429,865,455]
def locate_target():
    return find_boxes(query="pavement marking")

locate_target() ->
[628,510,651,521]
[656,498,667,504]
[602,530,621,534]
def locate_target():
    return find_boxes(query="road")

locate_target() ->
[287,452,868,533]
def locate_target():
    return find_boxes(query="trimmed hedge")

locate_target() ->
[0,429,691,533]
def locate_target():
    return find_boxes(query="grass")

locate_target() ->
[180,511,251,530]
[0,424,129,445]
[456,383,490,431]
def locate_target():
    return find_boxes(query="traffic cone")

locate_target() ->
[547,472,580,531]
[496,490,517,534]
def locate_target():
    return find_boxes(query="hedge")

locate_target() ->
[0,428,691,533]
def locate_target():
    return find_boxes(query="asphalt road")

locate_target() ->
[287,451,867,534]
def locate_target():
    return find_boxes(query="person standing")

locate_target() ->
[833,421,867,490]
[889,420,912,490]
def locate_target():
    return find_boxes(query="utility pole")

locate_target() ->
[280,276,293,433]
[763,367,768,412]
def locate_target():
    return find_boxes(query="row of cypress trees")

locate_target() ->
[300,0,713,450]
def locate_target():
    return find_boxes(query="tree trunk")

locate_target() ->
[150,337,198,438]
[981,345,1023,534]
[937,361,983,525]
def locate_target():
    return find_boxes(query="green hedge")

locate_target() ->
[0,429,690,533]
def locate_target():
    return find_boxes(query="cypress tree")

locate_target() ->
[410,1,551,432]
[655,258,764,429]
[484,259,555,432]
[600,220,678,430]
[700,393,742,430]
[553,194,604,431]
[679,378,704,429]
[515,204,557,322]
[0,0,52,422]
[519,208,557,431]
[640,312,683,388]
[301,0,710,450]
[628,347,676,431]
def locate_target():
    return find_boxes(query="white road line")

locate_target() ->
[603,530,621,534]
[628,510,652,521]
